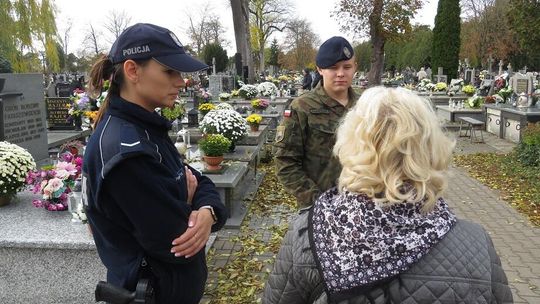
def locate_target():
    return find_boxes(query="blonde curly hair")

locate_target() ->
[334,86,455,211]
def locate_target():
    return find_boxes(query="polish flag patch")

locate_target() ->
[284,110,291,117]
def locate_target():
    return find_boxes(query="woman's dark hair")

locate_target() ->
[87,55,149,125]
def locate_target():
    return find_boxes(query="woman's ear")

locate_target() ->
[123,60,139,83]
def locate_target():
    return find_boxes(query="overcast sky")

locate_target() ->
[54,0,439,56]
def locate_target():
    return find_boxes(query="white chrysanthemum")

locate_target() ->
[0,141,36,196]
[199,109,248,142]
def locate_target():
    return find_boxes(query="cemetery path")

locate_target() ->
[202,132,540,303]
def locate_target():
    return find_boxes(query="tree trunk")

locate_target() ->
[230,0,255,83]
[367,0,385,86]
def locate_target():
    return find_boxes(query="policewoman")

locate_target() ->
[83,23,227,303]
[274,36,359,208]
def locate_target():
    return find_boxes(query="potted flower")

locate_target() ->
[496,86,513,103]
[251,98,269,112]
[257,82,278,97]
[466,96,484,108]
[161,99,186,121]
[219,92,232,101]
[434,82,448,92]
[215,103,234,111]
[0,142,36,206]
[199,109,248,152]
[198,134,231,171]
[462,84,476,96]
[198,102,216,116]
[246,114,263,132]
[198,88,212,103]
[239,84,259,99]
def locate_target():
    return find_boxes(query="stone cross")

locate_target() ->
[465,58,470,68]
[212,57,216,75]
[487,55,493,74]
[524,65,528,73]
[507,63,513,76]
[498,60,504,75]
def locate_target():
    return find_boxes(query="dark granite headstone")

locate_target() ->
[0,73,48,161]
[45,97,75,130]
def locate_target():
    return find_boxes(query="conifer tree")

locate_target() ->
[432,0,461,81]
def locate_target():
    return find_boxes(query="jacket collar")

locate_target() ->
[107,94,171,135]
[314,83,359,110]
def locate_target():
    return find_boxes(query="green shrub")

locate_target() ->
[516,122,540,167]
[199,134,231,157]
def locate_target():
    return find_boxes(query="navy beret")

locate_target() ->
[316,36,354,68]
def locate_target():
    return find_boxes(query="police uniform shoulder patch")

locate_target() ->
[275,126,285,143]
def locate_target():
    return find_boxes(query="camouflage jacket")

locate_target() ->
[274,84,359,208]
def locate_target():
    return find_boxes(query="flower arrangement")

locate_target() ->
[161,99,186,121]
[484,95,497,104]
[84,110,98,121]
[467,96,484,108]
[199,134,231,157]
[95,79,109,108]
[277,75,290,82]
[239,84,259,99]
[68,91,90,120]
[246,114,262,126]
[215,103,234,110]
[198,103,216,115]
[198,88,212,103]
[219,92,232,101]
[416,78,433,92]
[257,82,278,97]
[251,98,269,110]
[462,85,476,96]
[26,151,82,211]
[199,109,248,142]
[496,87,513,102]
[0,142,36,198]
[231,89,240,97]
[434,82,448,92]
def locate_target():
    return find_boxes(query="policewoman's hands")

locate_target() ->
[185,166,197,205]
[170,209,214,258]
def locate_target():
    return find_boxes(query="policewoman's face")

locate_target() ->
[135,59,184,109]
[318,57,356,95]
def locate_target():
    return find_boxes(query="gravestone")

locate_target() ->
[498,60,504,75]
[510,73,534,95]
[208,74,234,98]
[45,97,75,130]
[464,69,475,84]
[434,67,447,83]
[0,73,48,161]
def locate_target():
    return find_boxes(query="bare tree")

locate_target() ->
[249,0,291,73]
[104,10,132,43]
[230,0,255,83]
[83,23,105,57]
[283,18,319,70]
[59,19,73,71]
[185,4,229,57]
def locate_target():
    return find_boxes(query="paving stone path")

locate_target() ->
[203,132,540,303]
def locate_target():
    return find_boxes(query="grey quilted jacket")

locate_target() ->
[263,210,513,304]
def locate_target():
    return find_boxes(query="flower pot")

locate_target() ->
[250,124,260,132]
[0,195,12,207]
[203,155,224,171]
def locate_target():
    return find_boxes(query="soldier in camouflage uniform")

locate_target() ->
[274,36,359,208]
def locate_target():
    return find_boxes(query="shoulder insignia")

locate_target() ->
[120,125,144,154]
[275,126,285,143]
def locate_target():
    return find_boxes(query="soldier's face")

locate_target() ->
[318,57,356,95]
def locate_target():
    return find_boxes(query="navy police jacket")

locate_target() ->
[83,95,227,303]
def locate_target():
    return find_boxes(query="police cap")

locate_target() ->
[316,36,354,69]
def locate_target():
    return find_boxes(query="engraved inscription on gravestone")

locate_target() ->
[46,97,74,130]
[515,79,529,94]
[0,73,49,160]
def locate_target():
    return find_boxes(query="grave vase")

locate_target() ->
[250,124,260,132]
[73,116,83,131]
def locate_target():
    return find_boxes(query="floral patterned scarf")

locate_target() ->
[309,187,456,302]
